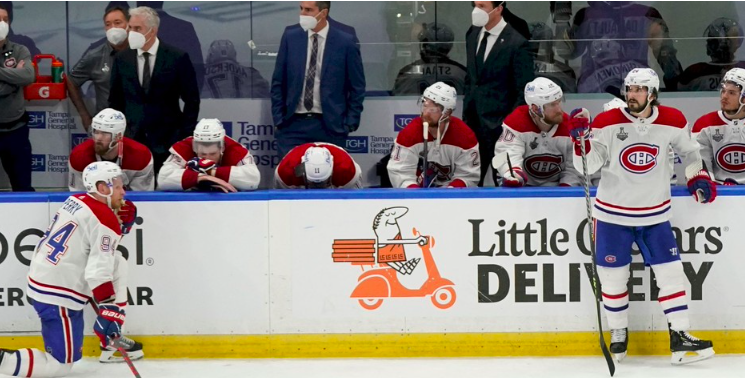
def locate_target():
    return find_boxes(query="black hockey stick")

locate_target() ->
[577,116,616,377]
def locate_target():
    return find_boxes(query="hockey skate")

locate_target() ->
[100,336,144,363]
[669,325,714,365]
[609,328,628,363]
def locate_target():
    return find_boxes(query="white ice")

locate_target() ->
[69,355,745,378]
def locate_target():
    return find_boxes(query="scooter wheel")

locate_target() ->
[359,298,383,310]
[431,287,456,309]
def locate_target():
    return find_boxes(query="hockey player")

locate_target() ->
[274,142,362,189]
[569,68,716,364]
[201,39,270,98]
[158,119,260,192]
[0,162,142,377]
[388,82,480,188]
[492,77,581,187]
[693,68,745,185]
[68,108,155,191]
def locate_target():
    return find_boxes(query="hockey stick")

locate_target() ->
[577,114,616,377]
[91,302,143,378]
[422,121,429,188]
[111,338,142,378]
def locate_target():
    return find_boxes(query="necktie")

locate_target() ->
[475,31,489,73]
[142,52,151,93]
[304,34,318,112]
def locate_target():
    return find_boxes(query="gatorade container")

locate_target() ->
[51,59,64,83]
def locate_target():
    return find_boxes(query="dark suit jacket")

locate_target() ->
[271,22,366,135]
[462,23,534,131]
[108,41,200,156]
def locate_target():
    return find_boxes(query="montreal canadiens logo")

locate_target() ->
[4,58,16,68]
[524,154,563,179]
[716,144,745,173]
[619,143,659,174]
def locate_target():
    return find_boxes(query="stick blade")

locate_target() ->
[600,335,616,376]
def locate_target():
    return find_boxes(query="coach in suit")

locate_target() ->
[463,1,534,186]
[108,6,200,172]
[271,1,366,160]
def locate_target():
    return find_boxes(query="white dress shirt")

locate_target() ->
[476,18,507,62]
[137,38,160,86]
[295,23,328,114]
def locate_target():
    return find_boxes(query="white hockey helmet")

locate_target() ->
[193,119,226,152]
[722,67,745,90]
[622,68,660,96]
[206,39,237,65]
[83,161,123,208]
[525,77,563,116]
[91,108,126,149]
[300,146,334,188]
[422,81,457,113]
[603,97,627,112]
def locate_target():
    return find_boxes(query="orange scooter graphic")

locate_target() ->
[345,228,456,310]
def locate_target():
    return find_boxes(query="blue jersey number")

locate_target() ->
[43,221,78,265]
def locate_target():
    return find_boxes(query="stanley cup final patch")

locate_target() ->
[4,57,17,68]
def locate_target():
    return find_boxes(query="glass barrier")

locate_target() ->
[2,1,744,190]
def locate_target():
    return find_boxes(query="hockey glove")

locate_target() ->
[502,167,527,187]
[94,304,125,348]
[569,108,592,155]
[118,199,137,235]
[687,170,717,204]
[186,158,217,175]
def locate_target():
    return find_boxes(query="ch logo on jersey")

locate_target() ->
[716,144,745,173]
[524,154,563,179]
[619,143,659,174]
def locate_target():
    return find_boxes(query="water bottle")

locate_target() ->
[51,59,64,83]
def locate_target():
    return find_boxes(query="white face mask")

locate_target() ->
[128,29,151,50]
[299,13,321,32]
[471,7,495,28]
[106,27,128,46]
[0,21,9,40]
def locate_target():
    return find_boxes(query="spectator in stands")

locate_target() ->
[108,6,200,175]
[0,2,34,191]
[392,22,467,96]
[558,1,682,95]
[67,5,130,132]
[528,22,577,93]
[202,39,270,99]
[678,18,745,91]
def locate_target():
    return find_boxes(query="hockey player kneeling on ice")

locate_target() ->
[492,77,582,187]
[388,82,480,188]
[158,119,260,192]
[0,162,143,377]
[569,68,716,365]
[274,143,362,189]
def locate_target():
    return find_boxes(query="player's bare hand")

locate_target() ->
[17,60,25,68]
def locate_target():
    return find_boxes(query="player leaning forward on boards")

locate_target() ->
[569,68,717,365]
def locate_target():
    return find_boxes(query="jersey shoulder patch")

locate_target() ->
[79,195,122,236]
[654,106,688,129]
[121,137,153,171]
[69,139,97,172]
[692,111,726,133]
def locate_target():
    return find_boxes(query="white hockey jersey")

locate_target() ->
[388,116,480,188]
[574,106,702,226]
[68,137,155,191]
[28,194,122,310]
[494,105,582,187]
[693,110,745,184]
[158,136,260,191]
